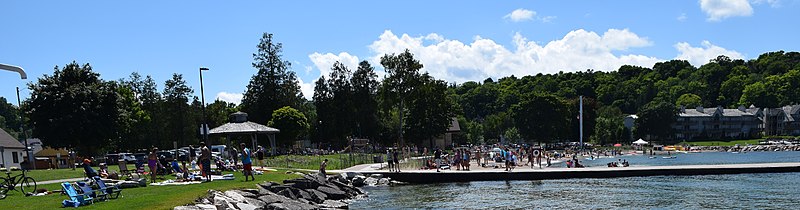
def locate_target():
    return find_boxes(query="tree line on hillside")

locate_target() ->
[1,31,799,156]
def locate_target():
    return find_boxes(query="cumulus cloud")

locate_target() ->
[753,0,781,8]
[677,13,688,21]
[504,8,535,22]
[700,0,753,21]
[215,92,243,105]
[297,78,314,100]
[674,40,745,66]
[308,52,360,79]
[366,29,659,83]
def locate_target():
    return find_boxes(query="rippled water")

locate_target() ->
[350,152,800,209]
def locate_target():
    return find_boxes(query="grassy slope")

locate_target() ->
[0,170,299,210]
[3,164,138,182]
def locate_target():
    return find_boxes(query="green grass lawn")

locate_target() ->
[0,170,300,210]
[682,139,763,146]
[2,164,139,182]
[262,153,377,170]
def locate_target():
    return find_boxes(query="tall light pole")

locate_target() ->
[2,63,32,170]
[199,67,210,147]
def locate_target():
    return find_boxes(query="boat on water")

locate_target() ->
[663,156,677,159]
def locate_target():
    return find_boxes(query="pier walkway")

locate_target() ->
[338,162,800,183]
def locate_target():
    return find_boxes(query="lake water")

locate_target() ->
[350,151,800,209]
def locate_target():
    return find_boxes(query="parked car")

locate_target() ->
[103,154,119,165]
[119,153,136,163]
[133,153,147,163]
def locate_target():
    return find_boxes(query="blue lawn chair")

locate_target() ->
[92,176,121,199]
[61,182,92,207]
[76,181,105,201]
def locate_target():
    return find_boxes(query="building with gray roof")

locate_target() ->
[672,105,763,140]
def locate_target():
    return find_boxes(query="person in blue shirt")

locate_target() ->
[240,143,254,181]
[83,159,97,179]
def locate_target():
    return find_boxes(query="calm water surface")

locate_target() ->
[350,151,800,209]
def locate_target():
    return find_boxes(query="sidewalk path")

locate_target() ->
[35,177,85,185]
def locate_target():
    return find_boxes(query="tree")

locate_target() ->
[240,32,303,124]
[510,93,569,144]
[27,62,119,156]
[403,74,455,148]
[0,97,22,138]
[351,61,380,139]
[206,99,238,128]
[162,73,194,148]
[592,106,624,145]
[268,106,309,147]
[380,49,423,147]
[676,93,702,108]
[635,101,677,142]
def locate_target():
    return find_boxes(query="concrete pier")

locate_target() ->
[357,162,800,183]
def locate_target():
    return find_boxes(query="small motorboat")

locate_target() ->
[662,156,677,159]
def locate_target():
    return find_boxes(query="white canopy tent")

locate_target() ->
[632,139,648,145]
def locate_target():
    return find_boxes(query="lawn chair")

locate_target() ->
[61,182,93,207]
[118,160,134,177]
[91,176,121,199]
[76,181,105,201]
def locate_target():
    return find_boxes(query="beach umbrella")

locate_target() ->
[613,143,622,147]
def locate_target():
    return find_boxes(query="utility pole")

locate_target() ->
[579,95,584,153]
[17,87,33,170]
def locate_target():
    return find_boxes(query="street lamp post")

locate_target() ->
[199,67,210,147]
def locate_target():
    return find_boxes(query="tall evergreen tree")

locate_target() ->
[240,32,302,124]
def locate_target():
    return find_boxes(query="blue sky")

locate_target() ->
[1,0,798,104]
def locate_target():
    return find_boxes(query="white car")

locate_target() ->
[118,153,137,163]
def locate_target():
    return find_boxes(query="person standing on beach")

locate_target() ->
[200,142,212,182]
[386,149,394,172]
[320,159,328,177]
[240,143,255,181]
[256,146,265,168]
[393,149,401,172]
[434,148,442,172]
[148,147,159,183]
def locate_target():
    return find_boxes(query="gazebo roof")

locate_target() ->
[209,121,280,135]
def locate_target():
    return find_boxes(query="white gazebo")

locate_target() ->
[209,112,280,155]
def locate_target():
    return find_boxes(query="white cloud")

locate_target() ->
[297,78,314,100]
[308,52,360,78]
[504,8,535,22]
[674,40,744,66]
[700,0,753,21]
[366,29,660,83]
[215,92,243,105]
[540,16,557,23]
[753,0,781,8]
[677,13,688,21]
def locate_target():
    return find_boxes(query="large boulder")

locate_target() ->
[284,178,320,190]
[235,190,259,198]
[307,189,328,202]
[224,191,247,202]
[234,202,259,210]
[173,206,200,210]
[244,197,266,208]
[277,188,297,200]
[317,186,348,200]
[351,175,366,187]
[318,200,348,209]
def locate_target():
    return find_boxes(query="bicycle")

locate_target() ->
[0,170,37,199]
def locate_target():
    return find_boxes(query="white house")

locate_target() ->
[0,128,26,169]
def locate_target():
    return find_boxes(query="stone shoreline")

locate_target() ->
[174,172,368,210]
[691,145,800,152]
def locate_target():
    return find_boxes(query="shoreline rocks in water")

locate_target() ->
[174,172,368,210]
[692,145,800,152]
